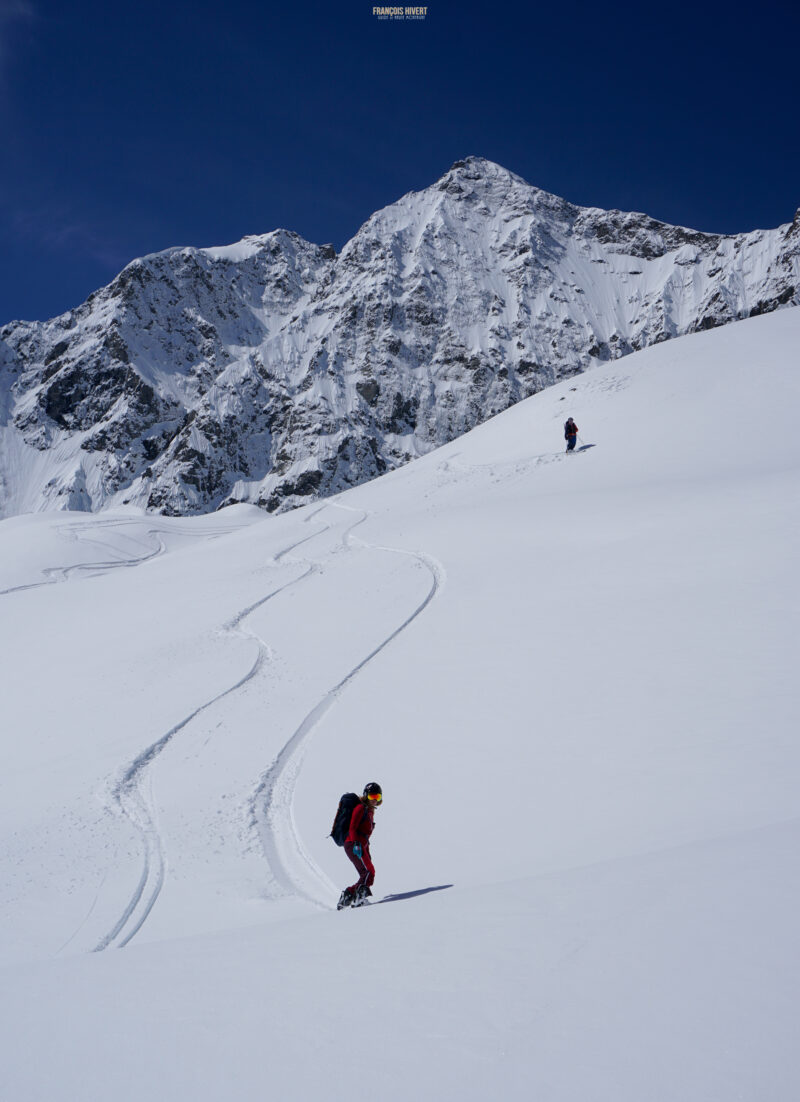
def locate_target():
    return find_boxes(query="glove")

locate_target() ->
[352,844,362,858]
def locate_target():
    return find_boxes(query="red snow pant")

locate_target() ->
[345,840,375,892]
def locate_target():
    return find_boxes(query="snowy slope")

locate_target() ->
[1,157,798,518]
[0,308,798,1100]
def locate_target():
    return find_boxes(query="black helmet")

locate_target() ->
[363,782,382,804]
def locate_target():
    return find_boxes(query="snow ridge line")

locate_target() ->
[93,518,331,951]
[250,501,445,907]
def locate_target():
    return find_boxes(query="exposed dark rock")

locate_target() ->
[749,286,797,316]
[357,379,380,405]
[45,341,70,366]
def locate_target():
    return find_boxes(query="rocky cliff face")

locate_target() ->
[1,157,798,517]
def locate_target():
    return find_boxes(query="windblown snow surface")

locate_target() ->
[1,308,798,1100]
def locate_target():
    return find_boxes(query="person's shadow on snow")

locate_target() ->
[376,885,453,904]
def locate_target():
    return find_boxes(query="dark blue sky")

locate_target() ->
[1,0,797,322]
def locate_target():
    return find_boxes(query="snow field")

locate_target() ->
[1,308,799,1099]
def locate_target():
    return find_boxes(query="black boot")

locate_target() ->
[337,887,355,910]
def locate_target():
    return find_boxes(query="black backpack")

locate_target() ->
[330,792,360,846]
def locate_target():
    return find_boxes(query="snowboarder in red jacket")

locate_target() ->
[338,783,382,909]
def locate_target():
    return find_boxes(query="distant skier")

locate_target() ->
[338,782,382,909]
[564,417,578,452]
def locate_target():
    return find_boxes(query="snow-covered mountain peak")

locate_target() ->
[345,156,558,249]
[435,154,533,193]
[434,156,581,224]
[107,228,333,302]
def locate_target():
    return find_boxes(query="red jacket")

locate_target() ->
[346,801,374,846]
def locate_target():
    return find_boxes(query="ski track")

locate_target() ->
[250,500,445,908]
[45,500,442,950]
[438,443,593,486]
[0,523,167,597]
[0,511,257,957]
[93,513,331,951]
[0,514,248,597]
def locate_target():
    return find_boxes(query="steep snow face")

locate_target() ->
[1,157,798,518]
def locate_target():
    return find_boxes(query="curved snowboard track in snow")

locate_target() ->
[93,518,331,951]
[250,500,445,907]
[0,513,250,598]
[93,500,444,946]
[93,649,267,952]
[0,520,168,597]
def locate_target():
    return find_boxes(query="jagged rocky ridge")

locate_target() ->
[1,157,798,517]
